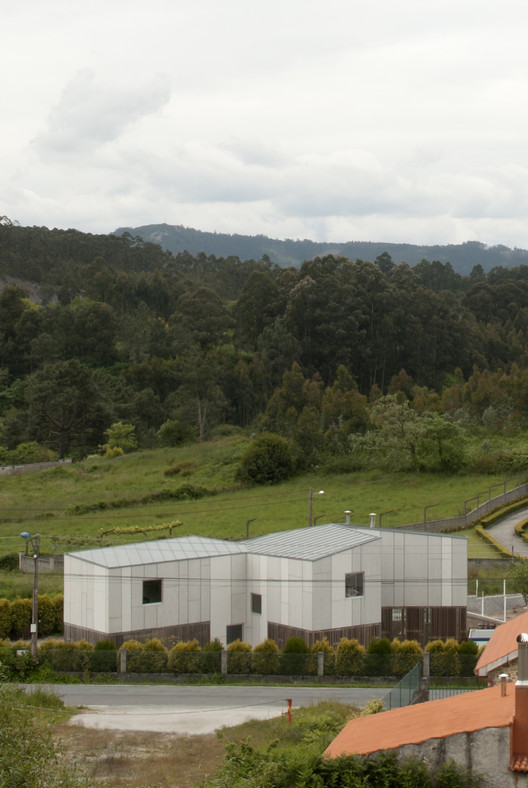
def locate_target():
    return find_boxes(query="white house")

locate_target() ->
[63,523,467,648]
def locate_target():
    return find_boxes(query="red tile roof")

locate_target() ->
[511,754,528,771]
[475,612,528,676]
[325,685,514,759]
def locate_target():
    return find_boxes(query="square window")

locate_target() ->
[392,608,402,622]
[226,624,243,644]
[251,593,262,614]
[345,572,364,598]
[143,579,162,604]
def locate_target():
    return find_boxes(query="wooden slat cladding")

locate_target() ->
[64,621,211,647]
[268,621,381,650]
[381,606,467,646]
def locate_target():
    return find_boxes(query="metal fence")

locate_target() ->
[383,660,423,710]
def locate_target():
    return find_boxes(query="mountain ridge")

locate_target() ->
[114,222,528,274]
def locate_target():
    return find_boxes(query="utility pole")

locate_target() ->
[20,532,39,658]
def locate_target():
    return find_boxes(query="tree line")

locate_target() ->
[2,224,528,464]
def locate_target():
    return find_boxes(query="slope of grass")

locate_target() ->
[0,434,518,574]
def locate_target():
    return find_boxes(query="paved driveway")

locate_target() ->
[29,684,388,734]
[486,505,528,557]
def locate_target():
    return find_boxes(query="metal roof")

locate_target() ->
[67,535,246,569]
[244,524,380,560]
[67,524,380,568]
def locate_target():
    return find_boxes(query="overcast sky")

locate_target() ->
[2,0,528,247]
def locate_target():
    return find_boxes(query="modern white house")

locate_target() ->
[63,523,467,648]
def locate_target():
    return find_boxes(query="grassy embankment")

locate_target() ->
[0,434,515,598]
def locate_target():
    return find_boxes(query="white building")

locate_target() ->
[63,523,467,648]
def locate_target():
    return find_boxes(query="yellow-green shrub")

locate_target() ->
[252,638,280,674]
[226,639,252,674]
[0,599,11,639]
[10,598,32,639]
[335,638,366,676]
[391,639,422,677]
[37,594,56,637]
[167,639,200,673]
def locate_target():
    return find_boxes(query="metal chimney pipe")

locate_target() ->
[344,510,351,525]
[517,633,528,683]
[369,513,376,528]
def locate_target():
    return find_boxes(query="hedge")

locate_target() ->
[0,635,479,679]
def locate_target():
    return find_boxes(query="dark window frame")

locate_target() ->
[226,624,243,644]
[143,578,162,605]
[251,592,262,614]
[345,571,364,598]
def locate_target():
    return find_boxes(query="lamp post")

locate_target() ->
[20,531,39,658]
[308,488,324,527]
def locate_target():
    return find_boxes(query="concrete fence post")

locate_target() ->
[221,650,228,677]
[317,651,324,678]
[120,649,127,673]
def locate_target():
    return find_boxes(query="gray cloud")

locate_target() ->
[33,69,171,155]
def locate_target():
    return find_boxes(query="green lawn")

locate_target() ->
[0,434,518,599]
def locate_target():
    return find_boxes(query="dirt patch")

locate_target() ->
[54,723,225,787]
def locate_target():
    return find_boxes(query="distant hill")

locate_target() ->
[113,223,528,274]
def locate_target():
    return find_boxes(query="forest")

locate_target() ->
[1,221,528,475]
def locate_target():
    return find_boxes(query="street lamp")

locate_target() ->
[308,488,324,527]
[20,531,39,658]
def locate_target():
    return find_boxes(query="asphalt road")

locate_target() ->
[27,684,388,734]
[487,505,528,557]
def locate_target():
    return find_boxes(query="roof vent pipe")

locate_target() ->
[518,633,528,683]
[344,511,351,525]
[369,513,376,528]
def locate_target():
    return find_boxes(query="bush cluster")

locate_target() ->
[0,593,63,639]
[21,634,480,678]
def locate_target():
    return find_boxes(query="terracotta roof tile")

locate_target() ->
[325,685,514,758]
[511,754,528,772]
[475,612,528,676]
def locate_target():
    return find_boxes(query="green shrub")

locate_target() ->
[252,638,280,674]
[11,441,52,464]
[391,639,423,677]
[458,639,479,677]
[0,552,19,571]
[236,433,294,485]
[38,639,93,671]
[226,639,252,674]
[335,638,366,676]
[53,594,64,634]
[280,636,309,675]
[426,639,460,677]
[0,599,11,639]
[167,639,200,673]
[307,638,335,676]
[200,637,223,673]
[0,641,33,680]
[10,597,32,639]
[0,685,86,787]
[365,637,392,676]
[90,639,117,671]
[37,594,57,637]
[158,420,196,447]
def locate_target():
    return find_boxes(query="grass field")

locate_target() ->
[0,434,519,598]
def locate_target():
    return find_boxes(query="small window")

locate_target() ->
[251,593,262,614]
[392,608,402,622]
[345,572,364,598]
[143,579,162,604]
[226,624,243,644]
